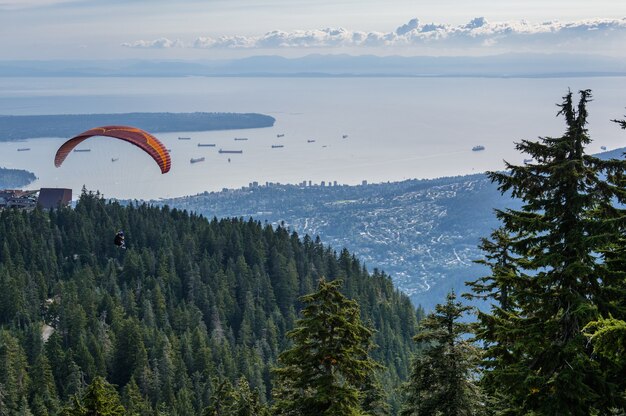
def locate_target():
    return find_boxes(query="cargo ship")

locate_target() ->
[17,148,31,151]
[271,145,284,148]
[234,137,249,141]
[73,149,91,152]
[178,137,191,140]
[219,149,243,154]
[197,143,216,147]
[190,157,206,163]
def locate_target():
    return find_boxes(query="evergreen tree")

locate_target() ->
[272,278,381,416]
[203,379,234,416]
[401,291,483,416]
[229,377,271,416]
[29,353,60,415]
[576,112,626,415]
[122,377,152,416]
[203,376,270,416]
[473,90,626,414]
[0,330,31,414]
[360,372,390,416]
[61,376,126,416]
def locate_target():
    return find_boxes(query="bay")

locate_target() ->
[0,76,624,200]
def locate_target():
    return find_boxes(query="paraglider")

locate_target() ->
[54,126,171,174]
[113,230,126,249]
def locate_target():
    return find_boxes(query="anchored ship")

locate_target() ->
[190,157,206,163]
[198,143,216,147]
[472,145,485,151]
[219,149,243,154]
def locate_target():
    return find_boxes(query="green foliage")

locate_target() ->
[401,291,483,416]
[122,377,152,416]
[272,278,382,416]
[61,376,125,416]
[203,377,270,416]
[0,329,31,414]
[583,316,626,367]
[472,90,626,414]
[0,191,419,414]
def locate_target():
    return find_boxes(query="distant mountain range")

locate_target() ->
[1,53,625,78]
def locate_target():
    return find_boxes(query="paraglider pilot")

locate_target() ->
[114,231,126,249]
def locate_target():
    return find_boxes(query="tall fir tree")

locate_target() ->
[473,90,626,414]
[580,112,626,413]
[61,376,126,416]
[272,278,381,416]
[401,291,483,416]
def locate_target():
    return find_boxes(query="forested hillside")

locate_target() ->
[0,191,421,414]
[0,112,276,141]
[0,166,36,188]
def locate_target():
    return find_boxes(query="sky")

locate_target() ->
[1,0,626,60]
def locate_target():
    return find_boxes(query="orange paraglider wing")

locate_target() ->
[54,126,171,174]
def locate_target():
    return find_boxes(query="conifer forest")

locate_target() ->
[1,90,626,415]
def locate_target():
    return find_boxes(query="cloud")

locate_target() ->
[123,17,626,51]
[121,38,184,49]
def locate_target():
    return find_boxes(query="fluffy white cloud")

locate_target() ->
[123,17,626,50]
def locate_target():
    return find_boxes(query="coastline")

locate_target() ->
[0,112,276,141]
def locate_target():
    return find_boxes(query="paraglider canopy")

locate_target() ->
[54,126,171,174]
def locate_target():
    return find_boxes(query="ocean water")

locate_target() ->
[1,76,625,200]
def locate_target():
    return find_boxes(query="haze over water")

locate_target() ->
[1,76,625,200]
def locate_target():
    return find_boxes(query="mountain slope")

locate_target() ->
[0,191,420,414]
[159,174,517,309]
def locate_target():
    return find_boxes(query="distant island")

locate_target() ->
[0,112,276,141]
[0,167,36,188]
